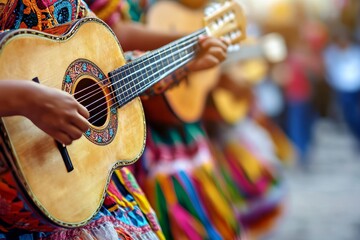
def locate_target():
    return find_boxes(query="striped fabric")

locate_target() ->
[132,123,245,239]
[207,117,291,238]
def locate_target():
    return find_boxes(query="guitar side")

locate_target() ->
[145,1,220,124]
[0,18,146,227]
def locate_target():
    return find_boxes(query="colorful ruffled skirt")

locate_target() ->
[133,123,245,240]
[0,165,164,240]
[134,119,292,240]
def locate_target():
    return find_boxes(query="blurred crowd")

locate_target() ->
[239,0,360,165]
[205,0,360,238]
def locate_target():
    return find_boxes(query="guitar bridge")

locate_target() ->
[56,141,74,172]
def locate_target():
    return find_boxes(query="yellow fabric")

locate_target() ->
[115,169,166,240]
[95,0,122,20]
[255,117,296,165]
[226,142,265,182]
[192,164,238,239]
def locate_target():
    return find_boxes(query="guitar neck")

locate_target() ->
[223,44,263,66]
[223,33,287,66]
[109,28,208,107]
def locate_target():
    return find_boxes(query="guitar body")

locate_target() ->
[204,87,251,125]
[0,18,146,227]
[204,71,254,125]
[144,1,220,124]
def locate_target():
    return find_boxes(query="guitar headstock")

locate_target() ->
[203,0,247,45]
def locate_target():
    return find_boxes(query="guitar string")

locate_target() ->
[78,31,205,114]
[89,49,195,122]
[88,50,197,124]
[88,50,196,123]
[74,30,203,103]
[78,26,245,110]
[84,40,199,116]
[72,7,238,101]
[79,34,201,112]
[74,29,206,103]
[74,19,235,108]
[85,26,240,122]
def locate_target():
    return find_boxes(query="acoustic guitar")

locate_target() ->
[0,1,245,228]
[143,1,247,124]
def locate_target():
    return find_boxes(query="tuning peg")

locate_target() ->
[217,18,224,27]
[204,2,222,16]
[228,44,241,52]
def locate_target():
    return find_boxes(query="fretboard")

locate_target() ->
[109,28,207,108]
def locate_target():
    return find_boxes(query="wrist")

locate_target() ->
[10,81,38,118]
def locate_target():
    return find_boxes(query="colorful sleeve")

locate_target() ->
[78,0,94,19]
[124,51,189,98]
[84,0,131,27]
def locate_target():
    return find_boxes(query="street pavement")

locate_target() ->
[266,119,360,240]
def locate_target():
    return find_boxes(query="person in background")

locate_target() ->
[323,26,360,146]
[281,38,315,166]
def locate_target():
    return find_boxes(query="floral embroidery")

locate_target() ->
[63,59,118,145]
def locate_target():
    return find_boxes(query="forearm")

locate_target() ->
[112,21,184,52]
[0,80,31,117]
[179,0,208,9]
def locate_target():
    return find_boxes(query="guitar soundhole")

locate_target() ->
[74,78,107,127]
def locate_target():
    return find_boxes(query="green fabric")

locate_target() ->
[155,181,171,239]
[172,176,202,222]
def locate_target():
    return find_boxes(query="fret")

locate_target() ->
[155,54,161,73]
[165,54,170,66]
[139,61,146,81]
[171,44,179,62]
[153,62,160,79]
[134,68,142,89]
[125,68,131,80]
[133,73,139,95]
[143,59,150,85]
[122,66,136,95]
[128,70,134,89]
[122,74,131,104]
[118,78,126,106]
[146,58,154,82]
[132,69,139,85]
[158,61,166,76]
[171,49,176,62]
[139,77,145,88]
[119,73,126,88]
[109,71,122,107]
[159,50,166,76]
[128,86,133,96]
[139,71,153,89]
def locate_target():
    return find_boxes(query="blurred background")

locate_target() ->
[232,0,360,239]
